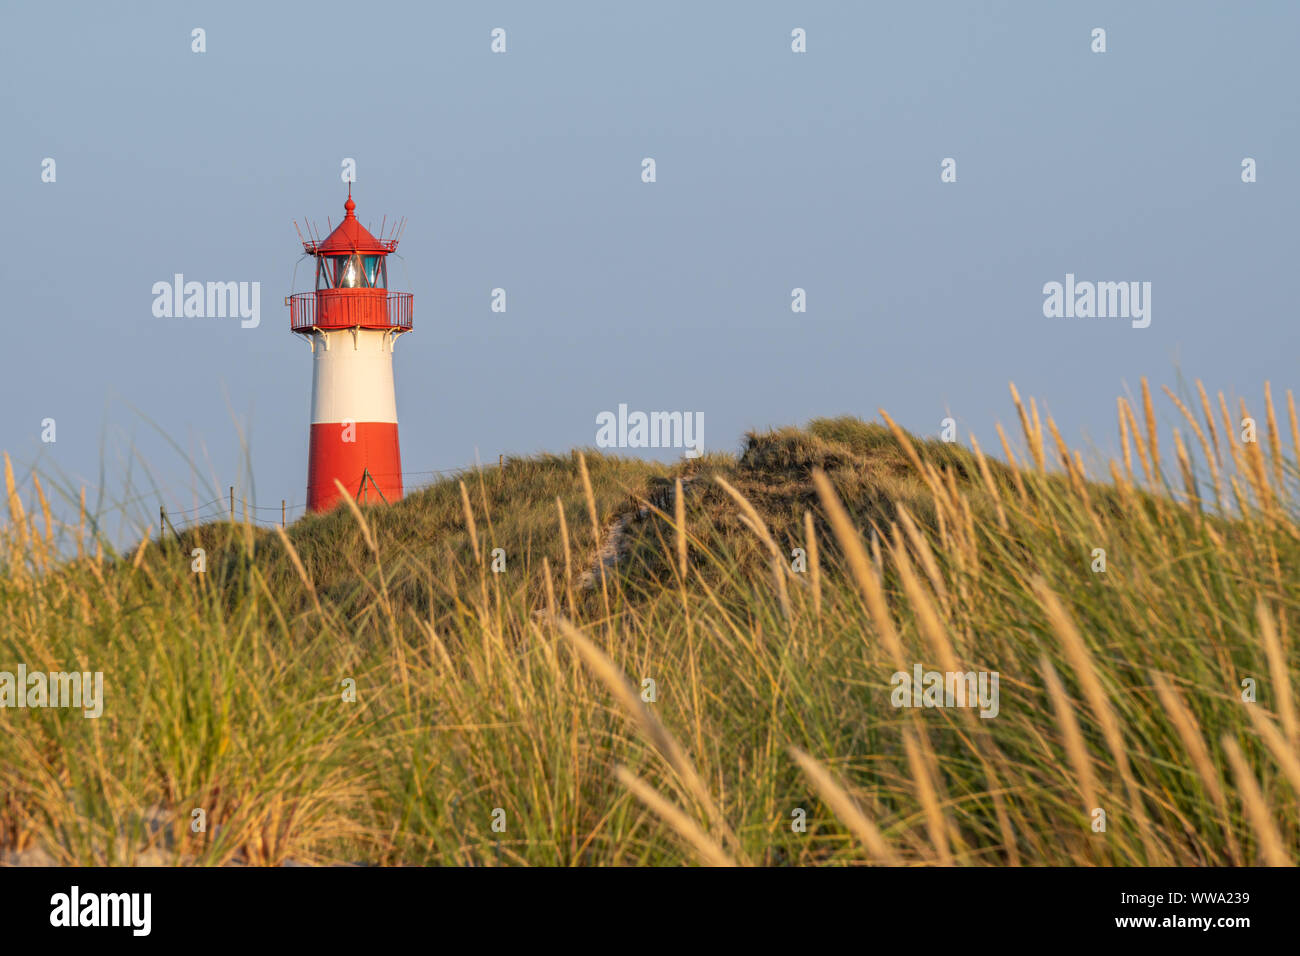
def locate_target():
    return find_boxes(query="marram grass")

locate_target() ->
[1,380,1298,866]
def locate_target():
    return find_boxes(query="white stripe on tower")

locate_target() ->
[310,329,399,425]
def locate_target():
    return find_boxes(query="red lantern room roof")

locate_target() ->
[301,186,400,255]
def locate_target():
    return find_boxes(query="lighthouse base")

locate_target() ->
[306,421,404,512]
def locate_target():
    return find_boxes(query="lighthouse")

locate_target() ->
[288,187,412,513]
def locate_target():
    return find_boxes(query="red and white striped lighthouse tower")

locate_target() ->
[288,187,413,513]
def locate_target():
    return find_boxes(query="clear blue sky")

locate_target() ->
[3,1,1297,537]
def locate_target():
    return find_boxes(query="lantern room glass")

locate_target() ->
[315,255,387,289]
[337,254,364,288]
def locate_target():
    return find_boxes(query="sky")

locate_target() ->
[2,1,1297,539]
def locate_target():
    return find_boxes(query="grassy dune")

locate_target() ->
[1,379,1298,866]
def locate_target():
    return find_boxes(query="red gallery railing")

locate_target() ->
[288,292,413,332]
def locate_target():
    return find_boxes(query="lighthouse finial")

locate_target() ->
[344,182,356,217]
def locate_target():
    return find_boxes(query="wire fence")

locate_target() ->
[155,467,469,539]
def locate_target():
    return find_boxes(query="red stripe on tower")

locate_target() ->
[288,186,414,513]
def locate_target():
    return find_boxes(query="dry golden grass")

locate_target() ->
[0,383,1297,866]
